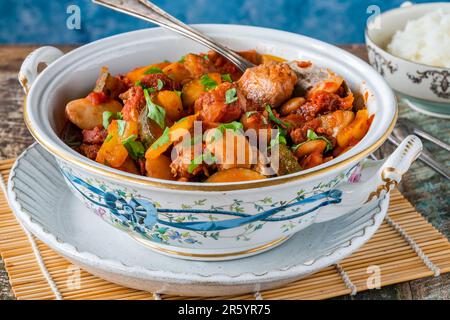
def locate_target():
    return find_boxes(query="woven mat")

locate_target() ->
[1,158,450,300]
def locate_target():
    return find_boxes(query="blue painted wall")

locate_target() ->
[0,0,440,44]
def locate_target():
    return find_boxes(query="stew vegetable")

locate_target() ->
[63,50,373,183]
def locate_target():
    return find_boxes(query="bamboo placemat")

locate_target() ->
[1,158,450,300]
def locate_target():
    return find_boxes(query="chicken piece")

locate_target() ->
[120,86,146,122]
[140,73,181,92]
[237,62,297,109]
[169,141,211,180]
[289,118,322,145]
[241,111,269,133]
[194,82,247,125]
[183,53,216,79]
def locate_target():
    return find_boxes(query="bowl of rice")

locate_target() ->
[365,1,450,118]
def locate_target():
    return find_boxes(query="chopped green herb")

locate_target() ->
[191,134,203,145]
[200,74,218,91]
[117,120,126,136]
[265,105,289,128]
[203,54,209,60]
[188,154,203,174]
[218,121,244,132]
[122,134,145,160]
[221,73,233,83]
[270,128,287,148]
[174,90,182,97]
[157,79,164,91]
[144,67,163,75]
[151,127,170,150]
[102,111,123,129]
[245,111,258,118]
[225,88,238,104]
[144,88,166,129]
[212,121,244,141]
[292,129,333,153]
[179,55,186,63]
[102,111,113,129]
[307,129,333,152]
[135,80,142,87]
[105,133,113,142]
[188,152,216,174]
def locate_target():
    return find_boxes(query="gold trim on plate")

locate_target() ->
[131,235,290,259]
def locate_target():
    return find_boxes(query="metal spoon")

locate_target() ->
[92,0,339,92]
[92,0,255,72]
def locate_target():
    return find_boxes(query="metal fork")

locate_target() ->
[92,0,255,72]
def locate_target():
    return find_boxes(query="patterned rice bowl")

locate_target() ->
[365,2,450,118]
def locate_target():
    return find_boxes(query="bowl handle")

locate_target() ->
[18,46,64,93]
[315,135,422,222]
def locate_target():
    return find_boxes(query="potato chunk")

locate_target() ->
[65,98,122,130]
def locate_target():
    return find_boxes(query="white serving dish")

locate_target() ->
[19,24,420,260]
[365,2,450,118]
[7,143,390,296]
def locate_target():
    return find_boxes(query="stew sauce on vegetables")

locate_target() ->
[62,50,373,183]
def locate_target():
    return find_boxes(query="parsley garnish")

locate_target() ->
[292,129,333,153]
[178,55,186,63]
[144,67,163,75]
[218,121,244,132]
[221,73,232,83]
[270,128,287,148]
[200,74,218,91]
[174,90,182,97]
[151,127,170,150]
[102,111,123,129]
[245,111,258,118]
[105,133,113,142]
[144,88,166,129]
[188,151,216,174]
[122,134,145,160]
[157,79,164,91]
[117,120,126,136]
[265,105,289,128]
[225,88,238,104]
[212,121,244,141]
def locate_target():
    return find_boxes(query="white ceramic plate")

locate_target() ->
[7,144,389,296]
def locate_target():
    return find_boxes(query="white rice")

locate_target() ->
[387,10,450,68]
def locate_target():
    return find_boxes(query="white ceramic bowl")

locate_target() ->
[365,2,450,118]
[19,25,421,260]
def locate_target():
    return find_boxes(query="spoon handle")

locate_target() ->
[92,0,255,72]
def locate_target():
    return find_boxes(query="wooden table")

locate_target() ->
[0,45,449,300]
